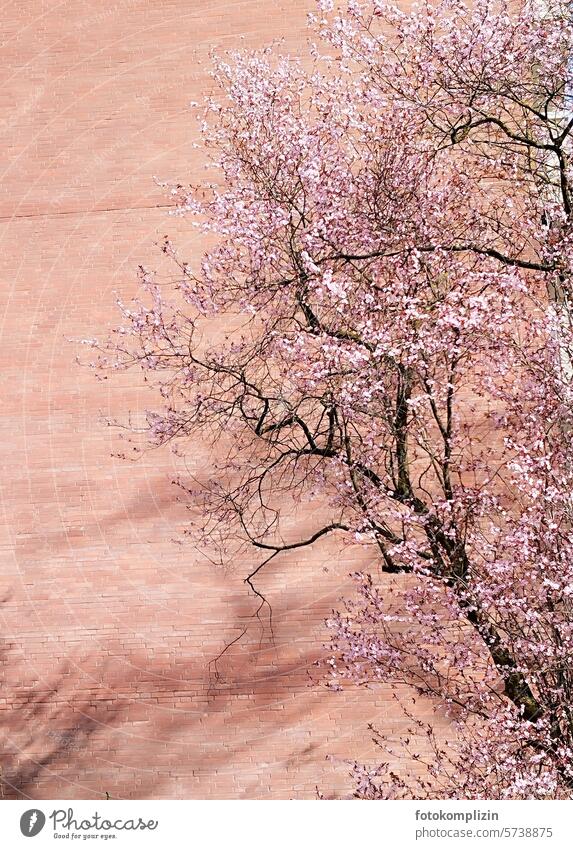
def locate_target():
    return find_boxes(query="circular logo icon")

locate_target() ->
[20,810,46,837]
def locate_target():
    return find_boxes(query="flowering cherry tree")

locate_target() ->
[94,0,573,797]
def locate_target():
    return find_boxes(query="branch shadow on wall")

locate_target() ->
[0,579,360,799]
[0,649,125,800]
[0,582,125,800]
[3,484,436,800]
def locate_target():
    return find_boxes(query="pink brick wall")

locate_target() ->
[0,0,442,799]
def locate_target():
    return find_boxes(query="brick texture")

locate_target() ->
[0,0,443,799]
